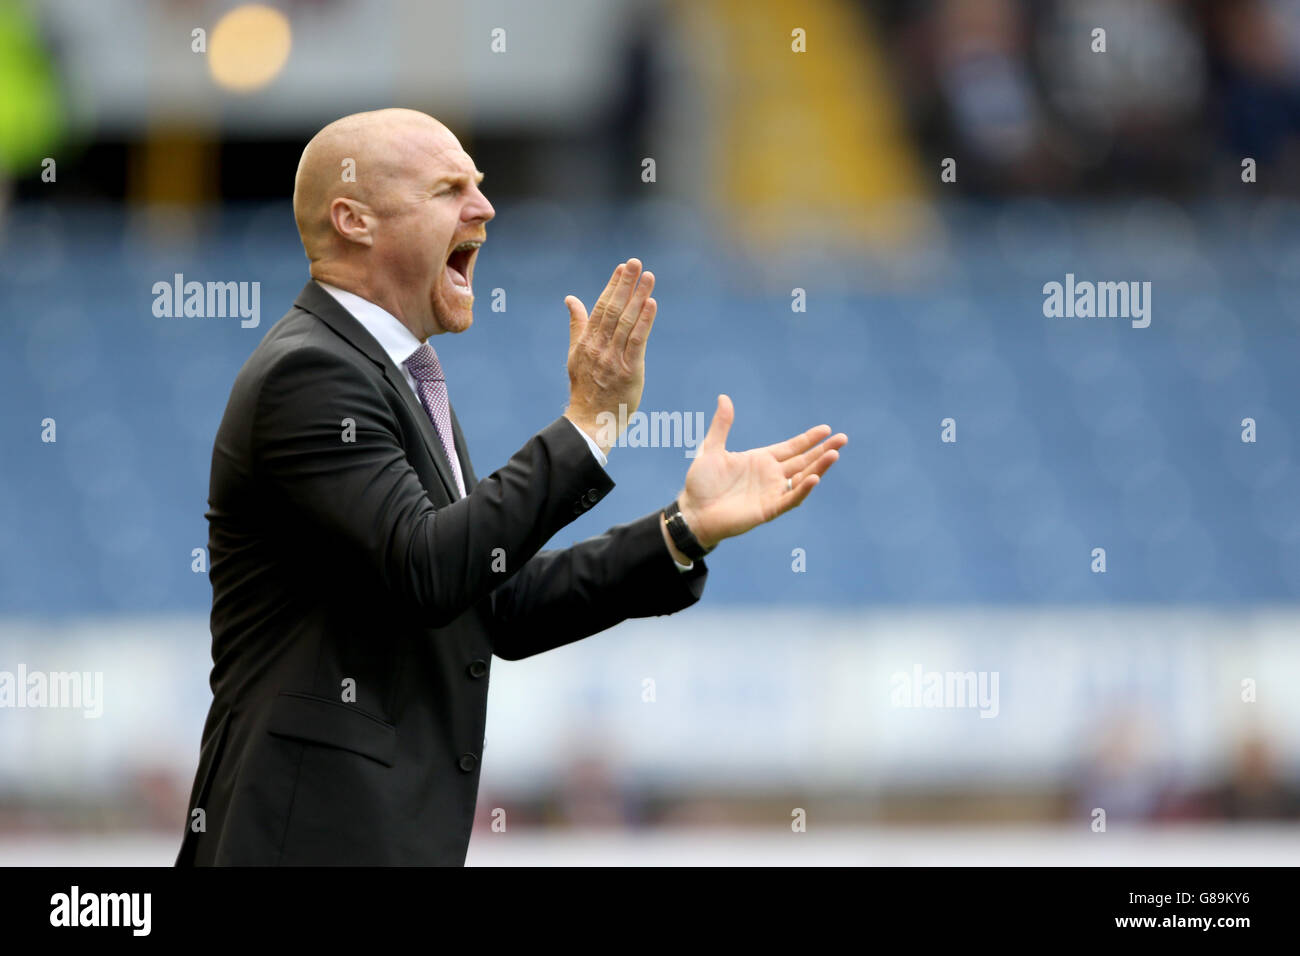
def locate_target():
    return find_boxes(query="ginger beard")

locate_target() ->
[432,238,480,334]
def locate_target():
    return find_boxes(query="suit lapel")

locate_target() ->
[448,402,477,489]
[293,280,464,503]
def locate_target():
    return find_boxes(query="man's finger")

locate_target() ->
[587,263,624,334]
[786,447,841,490]
[767,424,832,463]
[613,270,654,354]
[623,297,657,364]
[782,432,848,478]
[776,451,841,515]
[565,295,589,342]
[778,473,821,513]
[700,394,734,454]
[598,258,642,339]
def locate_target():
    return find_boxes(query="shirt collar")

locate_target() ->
[316,280,425,369]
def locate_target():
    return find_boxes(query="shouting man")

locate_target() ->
[176,108,846,865]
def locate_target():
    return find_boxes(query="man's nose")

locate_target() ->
[464,186,494,224]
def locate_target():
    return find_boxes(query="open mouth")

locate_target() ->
[445,239,481,294]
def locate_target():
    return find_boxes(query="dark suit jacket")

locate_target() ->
[176,279,708,865]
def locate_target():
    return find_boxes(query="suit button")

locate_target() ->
[573,501,583,514]
[467,658,488,678]
[586,488,600,503]
[458,753,478,773]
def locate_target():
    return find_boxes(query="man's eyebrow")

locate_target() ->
[435,171,486,186]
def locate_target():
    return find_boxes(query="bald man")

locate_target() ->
[176,109,845,865]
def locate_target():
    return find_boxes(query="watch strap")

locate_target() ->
[662,498,713,560]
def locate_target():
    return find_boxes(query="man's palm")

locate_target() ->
[680,395,847,549]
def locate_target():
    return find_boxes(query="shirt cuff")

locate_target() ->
[567,419,688,570]
[569,418,608,468]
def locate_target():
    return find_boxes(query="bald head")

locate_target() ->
[293,108,452,262]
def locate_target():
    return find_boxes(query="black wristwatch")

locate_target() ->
[662,498,713,560]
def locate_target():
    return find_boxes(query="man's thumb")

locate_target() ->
[565,295,588,339]
[701,394,734,453]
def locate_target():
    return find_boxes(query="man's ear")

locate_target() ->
[329,197,376,247]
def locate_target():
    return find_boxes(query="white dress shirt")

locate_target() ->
[315,281,694,572]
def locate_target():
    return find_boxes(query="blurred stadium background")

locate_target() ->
[3,0,1300,864]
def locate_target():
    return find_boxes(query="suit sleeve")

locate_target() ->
[488,511,708,660]
[252,346,615,628]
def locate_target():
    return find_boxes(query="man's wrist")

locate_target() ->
[662,497,714,560]
[660,511,694,566]
[676,495,715,551]
[563,408,614,456]
[567,418,609,468]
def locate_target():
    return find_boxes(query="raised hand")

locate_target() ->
[562,258,656,455]
[677,394,847,550]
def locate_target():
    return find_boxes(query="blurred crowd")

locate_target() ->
[873,0,1300,195]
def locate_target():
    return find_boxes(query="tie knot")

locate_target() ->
[404,342,445,383]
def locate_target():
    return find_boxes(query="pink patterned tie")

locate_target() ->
[404,343,467,498]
